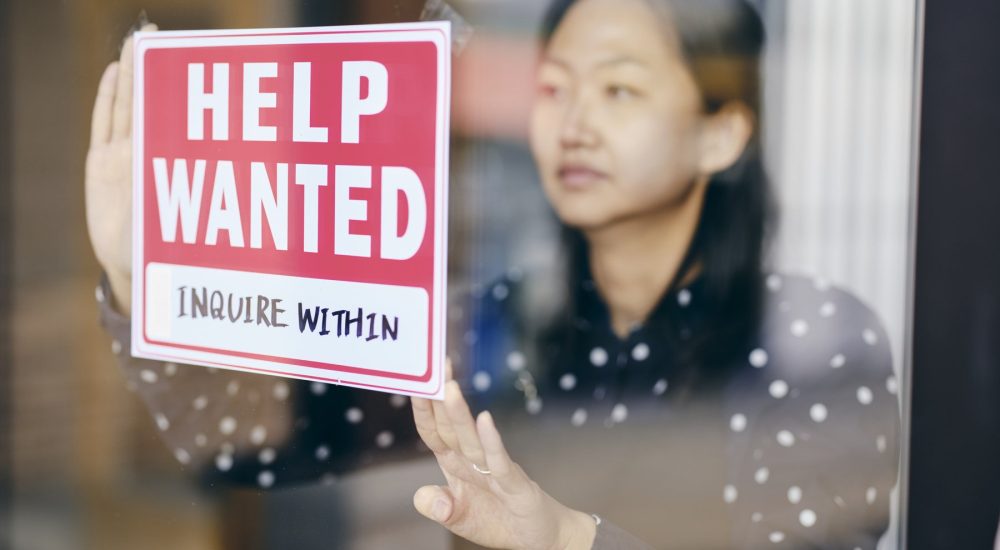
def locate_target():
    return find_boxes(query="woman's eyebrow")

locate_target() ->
[539,55,571,71]
[540,55,649,72]
[595,56,649,70]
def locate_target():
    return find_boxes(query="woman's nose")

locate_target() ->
[559,96,598,149]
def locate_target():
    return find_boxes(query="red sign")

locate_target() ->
[131,23,451,399]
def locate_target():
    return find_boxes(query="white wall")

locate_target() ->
[763,0,919,381]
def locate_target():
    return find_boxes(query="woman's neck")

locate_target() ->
[584,184,707,339]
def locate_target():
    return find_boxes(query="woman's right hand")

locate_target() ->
[85,23,157,314]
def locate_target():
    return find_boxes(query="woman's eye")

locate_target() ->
[538,83,565,99]
[606,85,638,100]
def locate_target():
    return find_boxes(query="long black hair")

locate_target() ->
[541,0,776,379]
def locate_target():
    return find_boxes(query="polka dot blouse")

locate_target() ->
[98,270,900,549]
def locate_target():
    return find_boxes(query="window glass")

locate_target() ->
[3,0,919,548]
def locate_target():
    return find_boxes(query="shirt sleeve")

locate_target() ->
[724,277,901,549]
[95,274,423,489]
[591,517,656,550]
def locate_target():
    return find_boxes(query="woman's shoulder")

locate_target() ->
[448,266,567,330]
[750,272,895,388]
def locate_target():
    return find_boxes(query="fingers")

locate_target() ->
[413,484,455,524]
[412,397,449,454]
[444,380,488,468]
[112,23,156,140]
[111,33,135,140]
[431,397,460,450]
[477,410,526,494]
[413,363,487,472]
[90,62,119,146]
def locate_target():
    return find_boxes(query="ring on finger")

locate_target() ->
[472,463,492,475]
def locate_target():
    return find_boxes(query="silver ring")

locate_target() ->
[472,463,492,475]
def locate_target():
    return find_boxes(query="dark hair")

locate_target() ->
[542,0,776,380]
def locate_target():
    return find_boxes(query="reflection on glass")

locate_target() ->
[5,0,918,548]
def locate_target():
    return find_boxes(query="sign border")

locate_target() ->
[131,22,450,399]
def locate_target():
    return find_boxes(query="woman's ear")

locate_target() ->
[696,101,754,176]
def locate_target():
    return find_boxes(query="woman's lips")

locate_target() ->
[557,164,609,189]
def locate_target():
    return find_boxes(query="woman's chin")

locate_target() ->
[552,206,615,233]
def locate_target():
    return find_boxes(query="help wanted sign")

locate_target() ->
[131,23,450,399]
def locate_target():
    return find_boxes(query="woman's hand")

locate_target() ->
[85,23,157,314]
[411,381,597,550]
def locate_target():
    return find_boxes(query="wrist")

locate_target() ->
[556,508,597,550]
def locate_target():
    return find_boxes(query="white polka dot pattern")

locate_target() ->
[257,471,275,488]
[863,328,878,345]
[492,283,509,301]
[345,407,363,424]
[730,413,748,433]
[819,302,837,317]
[810,403,828,423]
[857,386,874,405]
[766,274,782,291]
[631,343,650,361]
[389,394,408,408]
[249,425,267,446]
[99,269,898,547]
[754,467,769,484]
[219,417,236,435]
[315,445,330,461]
[375,431,395,449]
[259,447,276,465]
[769,380,789,399]
[589,347,608,367]
[506,351,526,371]
[155,414,170,431]
[472,371,492,392]
[776,430,796,447]
[610,403,628,423]
[526,397,543,415]
[272,382,289,401]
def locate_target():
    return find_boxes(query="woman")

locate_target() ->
[87,0,899,548]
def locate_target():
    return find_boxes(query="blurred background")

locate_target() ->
[1,0,924,548]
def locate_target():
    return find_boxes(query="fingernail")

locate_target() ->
[131,10,150,34]
[432,498,449,521]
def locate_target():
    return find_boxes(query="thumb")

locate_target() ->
[413,485,454,524]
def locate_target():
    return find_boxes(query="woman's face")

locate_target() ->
[530,0,707,232]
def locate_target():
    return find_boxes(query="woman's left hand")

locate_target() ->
[411,380,597,550]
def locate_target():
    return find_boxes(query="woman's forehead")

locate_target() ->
[545,0,680,72]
